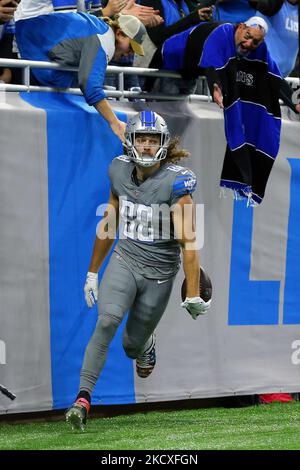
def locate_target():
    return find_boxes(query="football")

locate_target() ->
[181,267,212,303]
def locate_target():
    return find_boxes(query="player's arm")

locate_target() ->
[172,194,211,318]
[84,189,119,307]
[172,194,200,297]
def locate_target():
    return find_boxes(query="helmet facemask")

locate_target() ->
[124,111,170,167]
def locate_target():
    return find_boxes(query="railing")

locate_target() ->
[0,58,298,103]
[0,58,211,102]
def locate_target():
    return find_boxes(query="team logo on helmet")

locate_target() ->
[124,111,170,167]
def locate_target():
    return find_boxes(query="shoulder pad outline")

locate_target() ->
[116,155,131,162]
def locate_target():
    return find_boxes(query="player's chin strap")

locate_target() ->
[123,137,167,166]
[181,297,212,319]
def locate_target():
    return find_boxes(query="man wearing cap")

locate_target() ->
[14,1,147,142]
[153,16,299,204]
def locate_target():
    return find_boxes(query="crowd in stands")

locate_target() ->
[0,0,298,91]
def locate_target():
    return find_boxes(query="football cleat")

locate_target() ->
[136,335,156,378]
[65,398,90,431]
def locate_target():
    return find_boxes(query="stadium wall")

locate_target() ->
[0,92,300,414]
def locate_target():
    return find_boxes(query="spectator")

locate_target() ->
[91,0,163,23]
[154,17,300,204]
[14,2,147,142]
[137,0,213,94]
[255,0,298,77]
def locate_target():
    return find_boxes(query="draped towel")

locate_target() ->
[199,23,282,205]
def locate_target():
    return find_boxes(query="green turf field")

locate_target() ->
[1,402,300,450]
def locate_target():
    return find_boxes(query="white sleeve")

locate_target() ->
[15,0,54,22]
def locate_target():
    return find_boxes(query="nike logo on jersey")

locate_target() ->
[157,279,169,284]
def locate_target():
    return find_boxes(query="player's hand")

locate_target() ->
[84,272,99,308]
[181,296,211,319]
[110,119,126,143]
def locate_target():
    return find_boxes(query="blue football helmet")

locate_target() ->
[125,111,170,167]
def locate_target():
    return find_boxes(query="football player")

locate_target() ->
[66,110,211,430]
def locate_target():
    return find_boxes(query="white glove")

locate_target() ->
[181,296,211,320]
[84,272,99,308]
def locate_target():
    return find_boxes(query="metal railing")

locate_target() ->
[0,58,298,103]
[0,58,211,102]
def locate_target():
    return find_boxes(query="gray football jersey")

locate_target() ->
[109,156,197,279]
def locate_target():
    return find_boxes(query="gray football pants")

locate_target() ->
[80,252,176,394]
